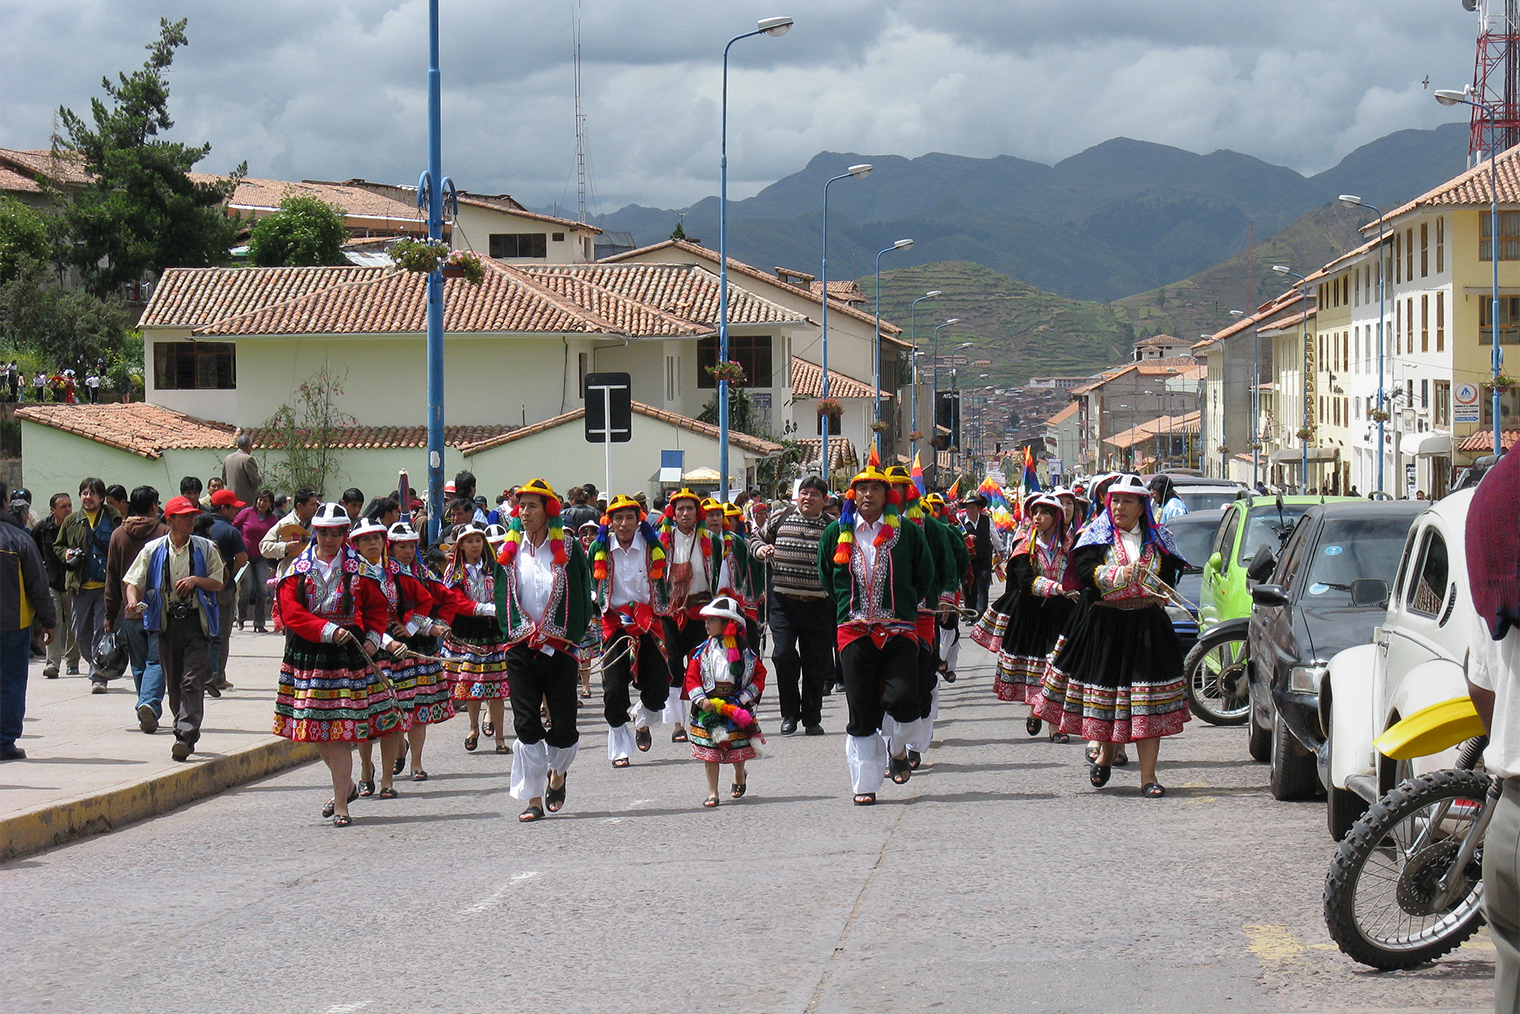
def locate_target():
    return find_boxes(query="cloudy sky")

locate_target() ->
[0,1,1485,216]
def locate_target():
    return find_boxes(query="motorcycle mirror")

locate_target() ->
[1246,543,1277,583]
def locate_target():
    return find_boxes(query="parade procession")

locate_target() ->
[11,3,1520,1012]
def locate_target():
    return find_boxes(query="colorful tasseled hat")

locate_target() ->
[834,447,901,564]
[498,477,567,568]
[606,493,643,517]
[591,494,665,582]
[850,446,892,487]
[668,488,703,508]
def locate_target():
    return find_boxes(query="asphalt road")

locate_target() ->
[0,637,1495,1013]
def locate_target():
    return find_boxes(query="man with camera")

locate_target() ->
[121,496,224,761]
[55,478,121,693]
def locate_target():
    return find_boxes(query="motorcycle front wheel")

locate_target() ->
[1182,625,1251,725]
[1323,769,1490,970]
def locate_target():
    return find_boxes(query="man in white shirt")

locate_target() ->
[122,495,225,762]
[594,495,671,766]
[495,479,591,822]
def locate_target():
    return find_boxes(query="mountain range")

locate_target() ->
[560,122,1470,306]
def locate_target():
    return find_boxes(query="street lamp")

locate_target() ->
[930,320,961,481]
[418,0,454,541]
[1273,264,1312,489]
[873,238,914,455]
[717,15,793,503]
[820,162,873,481]
[1436,87,1504,463]
[909,290,941,460]
[1339,194,1388,494]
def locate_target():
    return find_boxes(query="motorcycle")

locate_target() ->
[1322,695,1495,970]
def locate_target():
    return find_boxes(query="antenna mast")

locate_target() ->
[1468,0,1520,161]
[574,0,587,224]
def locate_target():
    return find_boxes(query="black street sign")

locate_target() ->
[584,372,632,443]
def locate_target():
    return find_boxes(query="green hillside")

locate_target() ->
[870,261,1127,384]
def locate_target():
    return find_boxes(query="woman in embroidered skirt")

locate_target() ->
[991,494,1080,741]
[1029,474,1190,797]
[683,596,766,808]
[273,504,406,826]
[383,521,456,781]
[440,522,511,753]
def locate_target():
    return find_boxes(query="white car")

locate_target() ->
[1320,487,1474,841]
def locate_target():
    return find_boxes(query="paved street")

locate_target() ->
[0,635,1495,1013]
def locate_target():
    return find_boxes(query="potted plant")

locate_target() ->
[705,359,747,385]
[390,239,486,285]
[1295,427,1312,441]
[1492,374,1516,392]
[870,420,891,433]
[907,430,924,442]
[442,250,486,284]
[1216,445,1230,456]
[816,398,844,418]
[1368,409,1390,423]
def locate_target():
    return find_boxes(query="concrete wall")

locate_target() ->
[453,203,594,264]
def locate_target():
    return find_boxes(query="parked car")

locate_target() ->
[1162,509,1227,658]
[1246,500,1426,802]
[1149,474,1248,514]
[1321,488,1475,839]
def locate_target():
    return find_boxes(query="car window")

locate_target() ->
[1164,516,1220,573]
[1179,491,1243,513]
[1214,507,1241,570]
[1275,517,1314,591]
[1238,503,1313,566]
[1299,516,1414,608]
[1390,523,1420,607]
[1405,528,1450,618]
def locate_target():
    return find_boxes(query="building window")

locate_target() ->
[153,341,235,390]
[1435,380,1451,426]
[488,233,548,258]
[1479,296,1520,345]
[664,355,680,401]
[1406,228,1414,280]
[1407,298,1414,356]
[1421,378,1429,409]
[1480,210,1520,261]
[1395,299,1401,354]
[1436,291,1445,352]
[578,351,588,398]
[1395,231,1402,283]
[1436,216,1444,272]
[1421,293,1429,353]
[1421,222,1429,277]
[697,333,773,388]
[552,232,565,242]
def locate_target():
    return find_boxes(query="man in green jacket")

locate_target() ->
[55,477,121,692]
[493,478,593,823]
[818,460,934,805]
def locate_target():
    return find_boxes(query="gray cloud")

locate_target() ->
[0,1,1484,215]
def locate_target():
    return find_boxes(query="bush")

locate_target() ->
[248,194,350,267]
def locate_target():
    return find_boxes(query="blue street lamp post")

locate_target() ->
[1272,265,1311,489]
[909,290,941,461]
[418,0,454,541]
[820,163,873,479]
[1338,195,1387,493]
[716,16,793,503]
[1436,88,1504,462]
[872,238,913,455]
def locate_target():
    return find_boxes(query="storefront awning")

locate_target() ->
[1398,433,1453,458]
[1268,446,1338,466]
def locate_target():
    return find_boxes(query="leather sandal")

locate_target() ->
[1089,763,1112,788]
[465,730,479,751]
[612,757,631,768]
[377,786,398,799]
[635,727,652,752]
[853,793,876,806]
[357,780,375,797]
[730,781,747,799]
[1142,782,1166,798]
[331,814,353,827]
[907,749,921,770]
[1049,730,1070,744]
[323,783,359,818]
[545,777,567,813]
[703,795,720,808]
[889,755,912,785]
[1026,715,1042,736]
[518,804,544,822]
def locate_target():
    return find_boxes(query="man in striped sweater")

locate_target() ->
[749,476,834,736]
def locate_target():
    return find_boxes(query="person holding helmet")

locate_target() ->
[683,595,766,807]
[121,495,224,762]
[1028,474,1190,797]
[818,453,935,806]
[589,494,671,766]
[493,479,593,822]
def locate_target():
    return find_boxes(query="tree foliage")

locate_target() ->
[261,367,356,496]
[248,194,350,267]
[0,254,130,365]
[52,17,244,296]
[0,198,52,285]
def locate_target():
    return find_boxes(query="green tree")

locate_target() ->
[261,366,356,496]
[53,18,245,296]
[248,194,350,266]
[670,219,687,241]
[0,255,129,365]
[0,198,51,285]
[697,385,766,437]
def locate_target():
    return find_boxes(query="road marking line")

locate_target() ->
[460,871,540,914]
[1243,923,1305,966]
[321,1003,373,1014]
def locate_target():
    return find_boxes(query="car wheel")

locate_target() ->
[1270,705,1320,801]
[1323,705,1368,840]
[1246,665,1271,762]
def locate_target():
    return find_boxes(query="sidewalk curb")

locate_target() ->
[1,737,317,862]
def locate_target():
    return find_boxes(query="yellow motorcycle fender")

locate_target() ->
[1373,695,1484,761]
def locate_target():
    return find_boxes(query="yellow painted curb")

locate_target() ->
[0,737,318,861]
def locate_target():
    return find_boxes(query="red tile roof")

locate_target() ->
[141,266,385,329]
[246,423,512,450]
[601,239,905,338]
[1045,402,1079,426]
[1367,142,1520,229]
[1104,411,1201,449]
[516,263,804,328]
[458,400,781,456]
[0,165,42,194]
[14,403,236,459]
[792,436,859,471]
[789,357,891,400]
[0,148,91,186]
[1456,429,1519,452]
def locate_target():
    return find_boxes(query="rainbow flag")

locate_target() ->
[910,451,926,495]
[978,472,1016,535]
[1021,445,1041,496]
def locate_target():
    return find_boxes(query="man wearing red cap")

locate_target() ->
[121,496,225,761]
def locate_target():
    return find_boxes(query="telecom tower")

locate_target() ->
[573,0,587,224]
[1464,0,1520,159]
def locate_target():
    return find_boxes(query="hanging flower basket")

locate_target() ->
[1295,427,1312,441]
[1248,440,1263,451]
[870,420,891,433]
[1216,445,1231,456]
[705,360,747,385]
[907,430,924,441]
[1368,410,1391,423]
[442,250,486,284]
[816,398,844,418]
[1491,374,1516,392]
[390,240,486,285]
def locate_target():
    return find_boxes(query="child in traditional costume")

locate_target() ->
[440,522,511,753]
[683,595,766,807]
[384,520,456,781]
